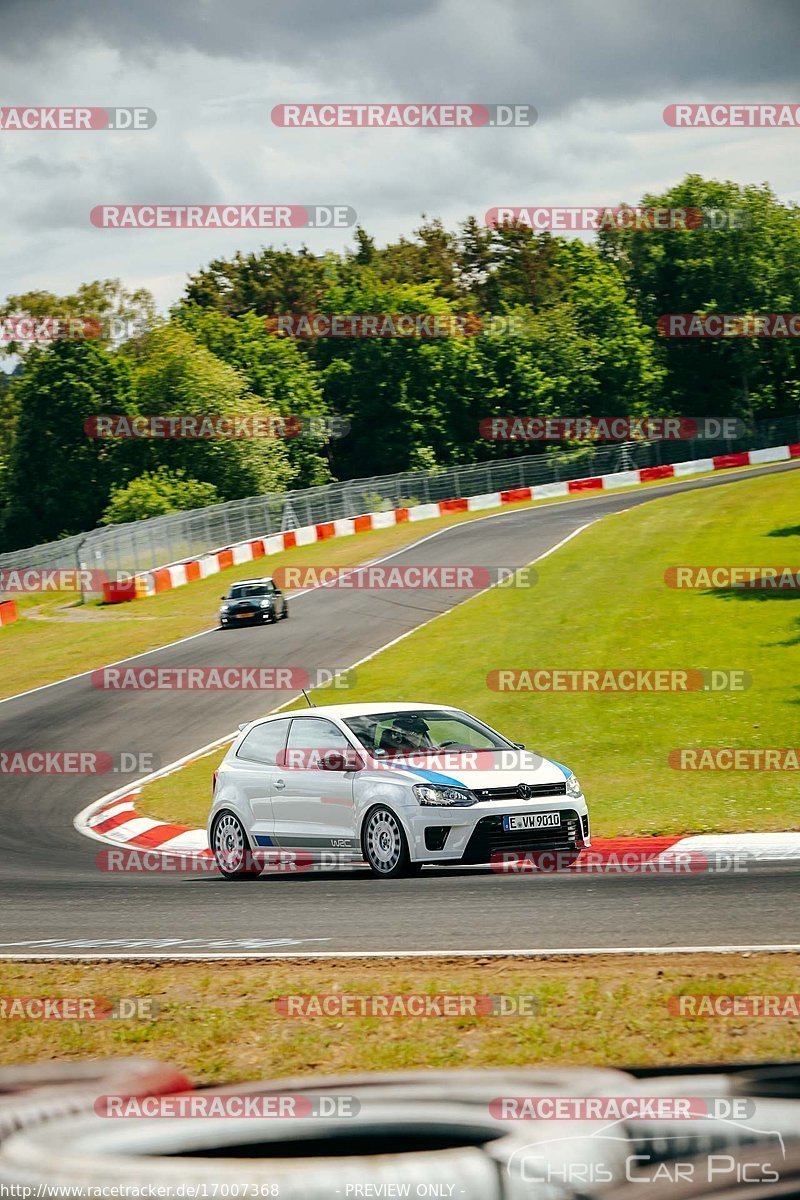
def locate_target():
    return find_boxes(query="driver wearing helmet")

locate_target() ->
[381,714,435,754]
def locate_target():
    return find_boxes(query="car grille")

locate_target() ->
[461,809,580,864]
[473,782,567,801]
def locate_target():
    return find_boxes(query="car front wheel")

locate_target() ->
[211,812,262,879]
[362,806,422,879]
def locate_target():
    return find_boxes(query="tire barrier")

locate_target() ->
[0,1061,796,1197]
[0,1058,192,1145]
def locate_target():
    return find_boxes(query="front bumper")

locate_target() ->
[403,798,590,864]
[220,609,271,626]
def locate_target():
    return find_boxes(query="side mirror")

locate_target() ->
[319,749,365,772]
[221,595,226,601]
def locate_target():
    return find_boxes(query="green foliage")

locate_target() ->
[598,176,800,420]
[119,324,294,501]
[0,341,137,548]
[101,468,220,524]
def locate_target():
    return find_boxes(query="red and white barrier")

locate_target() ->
[0,599,18,627]
[123,441,799,603]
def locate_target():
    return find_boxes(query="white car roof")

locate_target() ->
[259,701,460,721]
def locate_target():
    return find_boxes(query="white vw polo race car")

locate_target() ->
[208,702,590,879]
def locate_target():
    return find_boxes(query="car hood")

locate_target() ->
[369,752,570,790]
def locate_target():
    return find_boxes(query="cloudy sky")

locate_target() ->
[1,0,798,318]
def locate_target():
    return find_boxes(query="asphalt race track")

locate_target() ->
[1,461,799,958]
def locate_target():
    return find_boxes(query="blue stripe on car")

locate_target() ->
[254,834,275,847]
[381,763,467,788]
[547,758,573,780]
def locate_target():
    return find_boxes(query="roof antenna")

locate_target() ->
[301,689,315,708]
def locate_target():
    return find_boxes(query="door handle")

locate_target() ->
[274,778,286,790]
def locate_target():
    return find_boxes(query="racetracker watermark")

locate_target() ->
[267,312,488,338]
[668,994,800,1017]
[486,669,750,692]
[272,565,537,590]
[95,1093,359,1118]
[665,566,800,589]
[0,750,158,776]
[276,747,545,772]
[275,993,538,1017]
[658,313,800,337]
[669,747,800,770]
[90,205,356,229]
[271,103,537,127]
[83,414,329,440]
[485,206,748,231]
[0,568,133,593]
[95,849,357,874]
[0,997,158,1020]
[90,666,355,690]
[86,414,348,440]
[0,107,156,130]
[490,1097,755,1120]
[479,416,742,441]
[490,850,751,875]
[0,316,151,344]
[664,103,800,127]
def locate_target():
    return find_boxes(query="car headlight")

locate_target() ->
[413,784,476,807]
[220,604,230,612]
[566,774,582,798]
[259,598,273,608]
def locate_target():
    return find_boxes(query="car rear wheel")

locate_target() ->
[211,812,262,879]
[362,807,422,879]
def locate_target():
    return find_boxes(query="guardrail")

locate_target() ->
[114,439,800,604]
[1,413,799,588]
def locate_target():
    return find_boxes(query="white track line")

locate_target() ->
[1,944,799,962]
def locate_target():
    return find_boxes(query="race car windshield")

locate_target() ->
[343,710,513,756]
[229,584,273,598]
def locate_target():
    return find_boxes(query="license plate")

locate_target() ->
[236,613,251,619]
[503,812,561,831]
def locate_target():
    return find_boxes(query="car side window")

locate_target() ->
[286,717,351,754]
[236,719,291,765]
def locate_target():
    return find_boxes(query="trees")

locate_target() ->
[101,468,220,524]
[598,176,800,420]
[119,325,294,501]
[174,306,333,487]
[2,176,796,553]
[0,342,136,547]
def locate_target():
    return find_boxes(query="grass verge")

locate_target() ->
[138,468,800,837]
[0,954,796,1083]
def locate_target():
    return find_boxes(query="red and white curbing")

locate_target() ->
[123,442,800,601]
[84,789,213,859]
[80,791,800,869]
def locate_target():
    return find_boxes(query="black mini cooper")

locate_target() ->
[219,578,289,627]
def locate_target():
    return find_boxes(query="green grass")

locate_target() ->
[0,955,796,1081]
[0,462,765,702]
[138,468,800,836]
